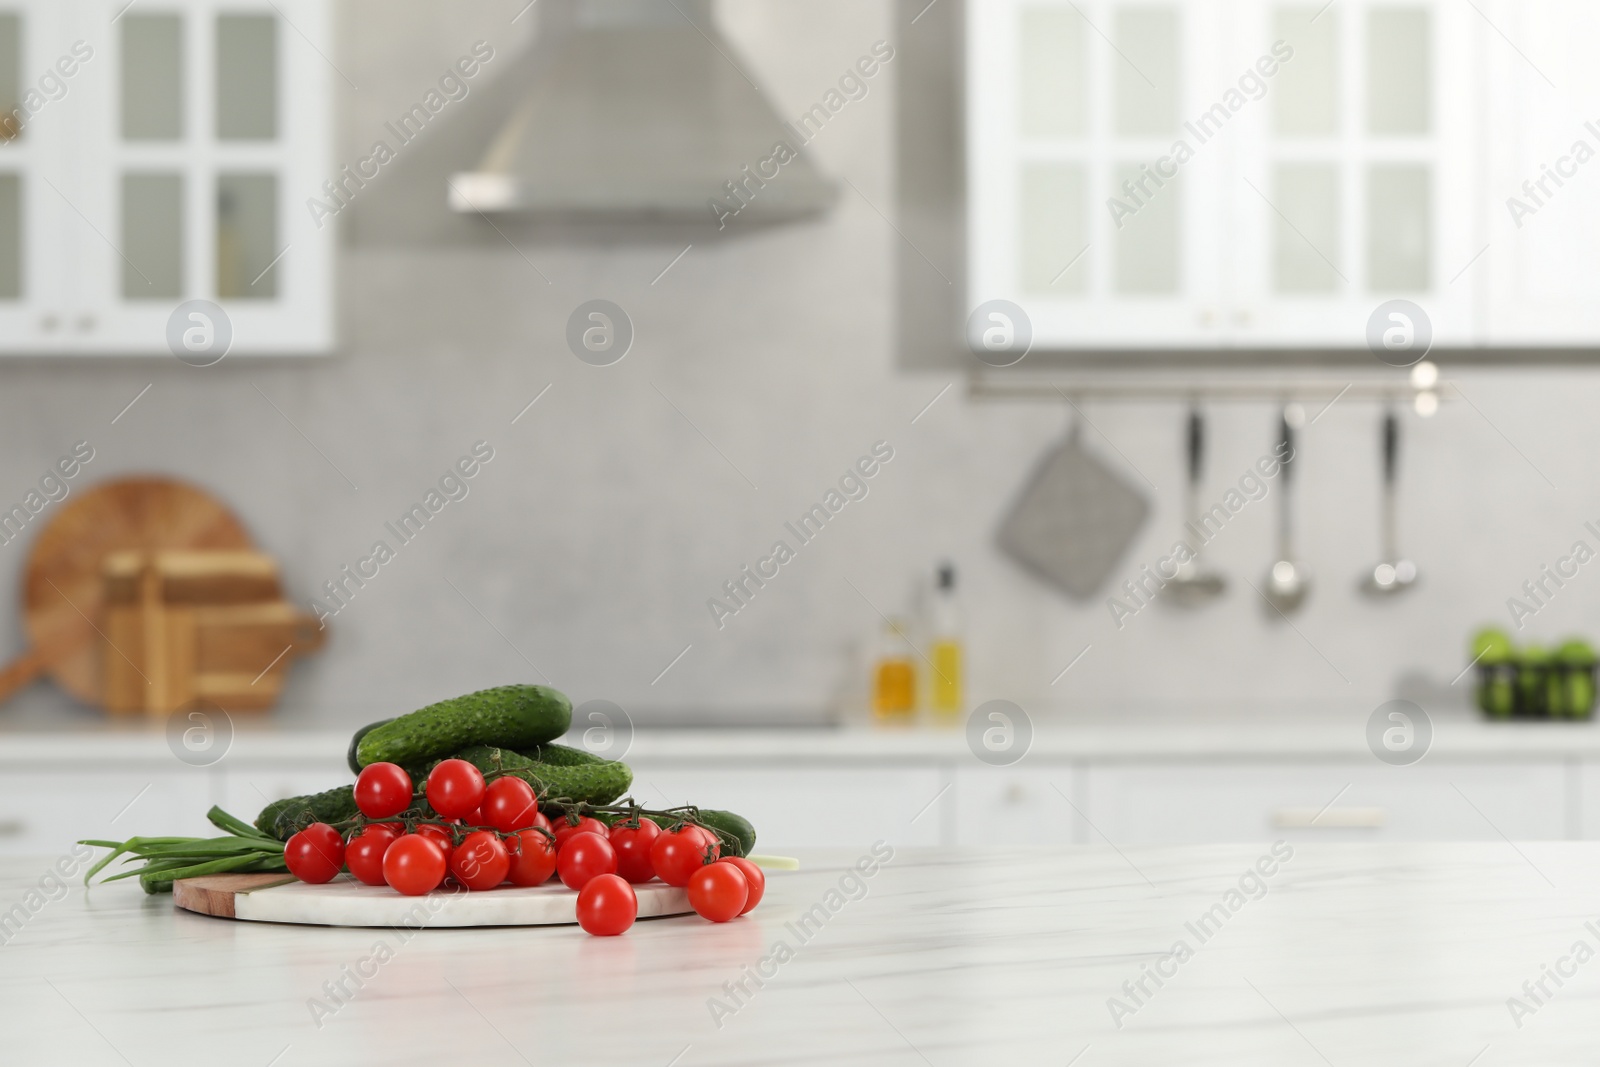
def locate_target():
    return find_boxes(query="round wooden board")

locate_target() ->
[174,872,693,927]
[21,477,254,705]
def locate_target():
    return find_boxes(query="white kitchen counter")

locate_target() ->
[0,704,1597,766]
[2,843,1595,1065]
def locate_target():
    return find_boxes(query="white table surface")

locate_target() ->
[2,842,1597,1065]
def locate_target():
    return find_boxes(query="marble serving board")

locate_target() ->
[172,873,691,927]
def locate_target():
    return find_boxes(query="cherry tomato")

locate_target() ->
[344,825,398,887]
[687,861,748,923]
[354,762,414,819]
[557,831,617,890]
[719,857,766,914]
[650,824,718,887]
[384,834,448,896]
[609,818,661,884]
[415,822,458,855]
[426,759,487,820]
[366,820,405,836]
[507,829,558,887]
[576,873,637,936]
[482,778,541,833]
[553,815,608,849]
[465,807,486,827]
[450,830,511,891]
[285,823,345,884]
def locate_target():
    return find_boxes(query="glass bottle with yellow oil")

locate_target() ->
[872,617,917,723]
[926,562,964,722]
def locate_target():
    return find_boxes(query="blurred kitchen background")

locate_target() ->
[3,0,1600,851]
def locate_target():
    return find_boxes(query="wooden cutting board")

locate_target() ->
[10,477,254,706]
[173,873,693,927]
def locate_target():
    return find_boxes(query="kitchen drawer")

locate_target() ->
[0,770,217,857]
[954,764,1086,846]
[625,763,948,850]
[1085,760,1571,845]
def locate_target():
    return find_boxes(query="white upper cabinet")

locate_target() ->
[968,0,1588,353]
[0,0,332,355]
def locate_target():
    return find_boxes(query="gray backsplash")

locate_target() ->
[0,1,1593,731]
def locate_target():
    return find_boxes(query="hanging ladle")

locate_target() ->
[1362,408,1418,596]
[1167,406,1227,606]
[1263,405,1311,613]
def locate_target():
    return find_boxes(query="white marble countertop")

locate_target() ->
[2,843,1596,1065]
[0,704,1597,766]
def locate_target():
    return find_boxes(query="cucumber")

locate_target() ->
[517,742,608,767]
[356,685,572,770]
[441,745,632,807]
[347,718,393,775]
[254,785,360,841]
[696,809,756,858]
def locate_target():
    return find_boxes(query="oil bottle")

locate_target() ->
[872,617,917,722]
[927,561,965,721]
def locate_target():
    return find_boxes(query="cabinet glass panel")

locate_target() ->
[217,172,277,298]
[0,173,18,298]
[1273,6,1338,135]
[1367,163,1429,290]
[1020,8,1087,137]
[121,173,184,299]
[1273,163,1340,292]
[121,15,184,141]
[0,14,20,142]
[1020,162,1087,293]
[216,15,277,140]
[1113,7,1177,136]
[1112,161,1178,293]
[1367,8,1430,136]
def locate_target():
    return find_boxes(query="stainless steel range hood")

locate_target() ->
[448,0,837,224]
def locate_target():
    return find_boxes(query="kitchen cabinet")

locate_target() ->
[0,0,332,355]
[967,0,1580,351]
[0,769,217,856]
[624,763,950,851]
[1084,759,1571,845]
[953,764,1087,845]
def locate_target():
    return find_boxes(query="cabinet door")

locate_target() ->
[0,1,71,350]
[1227,0,1479,347]
[1478,1,1600,345]
[969,0,1234,349]
[0,769,217,856]
[43,0,331,355]
[625,763,949,850]
[1086,760,1570,844]
[954,763,1086,845]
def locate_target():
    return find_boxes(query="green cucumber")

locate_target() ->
[517,743,607,767]
[696,809,756,858]
[348,719,393,775]
[356,685,572,770]
[254,785,360,841]
[441,745,631,807]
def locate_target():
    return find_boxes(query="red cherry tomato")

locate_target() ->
[344,825,398,886]
[553,815,608,849]
[285,823,345,884]
[507,829,558,887]
[608,818,661,884]
[415,822,458,856]
[450,830,511,891]
[556,831,618,890]
[354,762,414,819]
[384,834,448,896]
[650,824,718,887]
[366,820,405,836]
[426,759,487,820]
[687,862,748,923]
[465,807,486,827]
[719,857,765,914]
[482,778,541,833]
[576,873,637,936]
